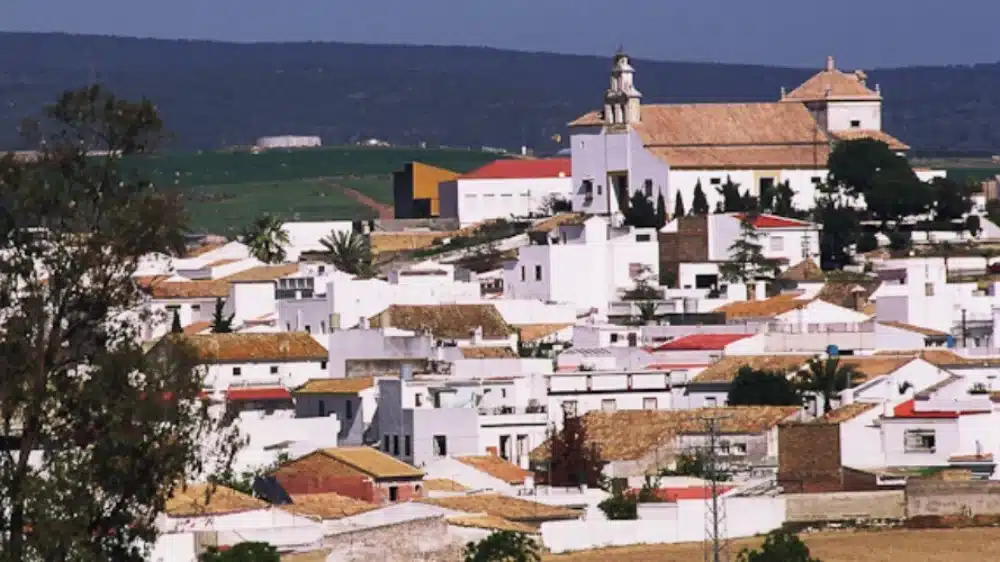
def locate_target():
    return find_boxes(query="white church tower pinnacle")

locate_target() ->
[603,50,642,126]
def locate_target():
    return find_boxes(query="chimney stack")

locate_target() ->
[826,56,835,71]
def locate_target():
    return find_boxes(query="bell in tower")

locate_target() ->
[603,50,642,126]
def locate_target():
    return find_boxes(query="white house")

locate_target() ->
[438,159,573,226]
[503,214,659,313]
[546,368,676,428]
[568,53,944,217]
[280,220,354,262]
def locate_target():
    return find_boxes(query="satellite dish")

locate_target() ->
[826,345,840,357]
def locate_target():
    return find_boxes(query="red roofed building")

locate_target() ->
[653,333,755,351]
[439,158,573,227]
[650,332,762,367]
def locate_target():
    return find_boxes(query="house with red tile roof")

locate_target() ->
[649,332,765,372]
[437,158,572,227]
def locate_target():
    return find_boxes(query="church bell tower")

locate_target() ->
[603,51,642,126]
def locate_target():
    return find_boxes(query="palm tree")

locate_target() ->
[635,301,658,325]
[320,230,376,278]
[240,215,289,264]
[796,356,865,414]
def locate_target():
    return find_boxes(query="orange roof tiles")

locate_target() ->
[163,333,328,363]
[820,402,878,424]
[780,259,826,283]
[316,447,424,480]
[165,483,268,517]
[734,213,815,229]
[223,264,299,283]
[455,455,532,484]
[420,494,580,522]
[691,355,815,383]
[423,478,470,492]
[182,321,212,335]
[831,129,909,151]
[461,158,571,180]
[514,323,573,342]
[459,347,517,359]
[285,493,378,520]
[654,333,753,351]
[446,514,539,534]
[713,295,811,320]
[370,304,513,339]
[294,377,375,395]
[781,58,881,102]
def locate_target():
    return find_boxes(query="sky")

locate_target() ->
[2,0,999,69]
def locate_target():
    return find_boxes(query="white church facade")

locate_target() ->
[568,53,944,216]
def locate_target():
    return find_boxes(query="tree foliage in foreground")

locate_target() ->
[200,542,279,562]
[737,529,821,562]
[727,366,802,407]
[0,85,240,561]
[543,414,605,489]
[241,214,289,264]
[464,531,541,562]
[320,229,377,278]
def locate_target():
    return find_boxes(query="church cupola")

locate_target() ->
[603,51,642,126]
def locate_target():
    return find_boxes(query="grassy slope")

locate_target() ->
[133,147,502,235]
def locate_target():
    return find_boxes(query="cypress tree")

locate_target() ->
[673,192,686,218]
[692,180,710,215]
[655,192,668,229]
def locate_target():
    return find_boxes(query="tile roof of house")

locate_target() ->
[182,321,212,335]
[891,399,991,419]
[831,129,910,151]
[422,478,470,492]
[633,486,735,502]
[780,259,826,283]
[948,453,994,463]
[533,407,800,462]
[653,333,754,351]
[141,264,299,299]
[570,103,832,170]
[839,356,916,382]
[370,304,513,339]
[780,59,882,102]
[419,494,580,522]
[514,323,573,342]
[459,347,518,359]
[819,402,878,423]
[163,333,328,363]
[529,213,587,234]
[460,158,571,180]
[284,492,378,520]
[225,386,292,401]
[879,321,949,337]
[712,295,811,320]
[873,349,1000,367]
[205,258,242,267]
[691,354,816,383]
[814,280,881,309]
[224,264,300,283]
[455,455,533,485]
[446,514,539,534]
[734,213,815,229]
[294,376,375,395]
[184,242,226,257]
[165,483,268,517]
[316,447,424,480]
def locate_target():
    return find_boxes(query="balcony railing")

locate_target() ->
[765,321,876,334]
[478,405,548,416]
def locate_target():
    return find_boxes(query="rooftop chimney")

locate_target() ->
[826,56,835,71]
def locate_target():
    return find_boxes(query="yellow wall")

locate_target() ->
[412,162,459,217]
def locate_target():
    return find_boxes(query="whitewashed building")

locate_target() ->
[438,159,573,226]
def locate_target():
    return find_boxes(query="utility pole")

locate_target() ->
[703,414,731,562]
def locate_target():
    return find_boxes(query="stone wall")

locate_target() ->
[325,516,465,562]
[785,491,905,522]
[345,358,429,378]
[658,215,709,284]
[907,480,1000,517]
[777,423,842,493]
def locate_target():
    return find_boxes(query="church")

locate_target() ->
[568,53,943,215]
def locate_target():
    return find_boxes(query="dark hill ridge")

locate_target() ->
[1,32,999,154]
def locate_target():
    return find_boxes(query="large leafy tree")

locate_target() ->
[718,213,780,287]
[827,139,903,199]
[543,414,605,488]
[200,542,279,562]
[930,177,974,223]
[796,356,865,414]
[727,367,802,407]
[691,180,710,215]
[464,531,541,562]
[320,229,376,278]
[240,215,289,264]
[813,185,860,270]
[0,86,239,561]
[737,529,821,562]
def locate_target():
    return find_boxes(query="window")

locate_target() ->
[627,374,634,389]
[501,388,507,398]
[585,376,593,391]
[644,179,653,198]
[405,435,412,457]
[601,399,617,412]
[731,443,748,456]
[286,323,292,331]
[393,435,400,456]
[596,184,603,195]
[318,265,326,274]
[433,435,448,456]
[811,176,822,184]
[321,360,328,370]
[383,435,390,451]
[643,397,658,410]
[321,321,327,334]
[904,429,936,453]
[850,119,861,128]
[636,233,651,242]
[705,397,718,407]
[770,236,785,252]
[305,325,312,334]
[534,265,542,281]
[520,266,526,282]
[415,394,423,407]
[925,283,935,296]
[232,367,242,376]
[270,366,279,375]
[318,400,326,416]
[345,400,353,421]
[610,333,620,343]
[759,177,775,194]
[191,304,201,312]
[710,178,721,185]
[582,179,594,195]
[562,400,578,416]
[389,486,399,501]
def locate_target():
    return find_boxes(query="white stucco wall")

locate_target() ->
[442,177,572,226]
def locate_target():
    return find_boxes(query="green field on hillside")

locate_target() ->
[131,147,503,234]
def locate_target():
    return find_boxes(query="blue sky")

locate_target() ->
[2,0,999,68]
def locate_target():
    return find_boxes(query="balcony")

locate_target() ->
[763,321,876,353]
[477,405,549,427]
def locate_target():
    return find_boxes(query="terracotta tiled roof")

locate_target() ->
[646,145,830,170]
[533,407,800,462]
[529,213,587,234]
[831,129,909,151]
[165,483,268,517]
[446,514,539,534]
[839,356,915,382]
[370,304,513,339]
[781,61,881,102]
[370,231,449,254]
[459,347,517,359]
[514,323,572,342]
[225,387,291,401]
[316,447,424,480]
[182,321,212,335]
[892,399,990,419]
[224,264,299,283]
[146,279,231,299]
[419,494,580,522]
[875,349,1000,367]
[653,333,753,351]
[734,213,815,229]
[692,354,815,383]
[820,402,878,423]
[184,242,226,257]
[455,455,532,484]
[423,478,470,492]
[879,321,948,337]
[294,377,374,395]
[285,493,378,520]
[948,453,994,463]
[815,280,881,309]
[163,333,328,363]
[780,259,826,283]
[205,258,241,267]
[461,158,571,180]
[713,295,811,320]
